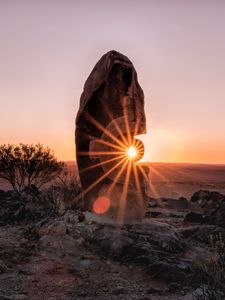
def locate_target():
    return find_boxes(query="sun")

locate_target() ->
[127,145,137,159]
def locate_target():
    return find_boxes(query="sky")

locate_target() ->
[0,0,225,164]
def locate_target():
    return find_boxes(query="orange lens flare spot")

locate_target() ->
[127,146,137,158]
[93,196,110,214]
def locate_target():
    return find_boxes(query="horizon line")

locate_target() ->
[64,160,225,166]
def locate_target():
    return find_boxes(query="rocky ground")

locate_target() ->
[0,188,225,299]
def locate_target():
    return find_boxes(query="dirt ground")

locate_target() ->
[0,221,197,300]
[1,163,225,299]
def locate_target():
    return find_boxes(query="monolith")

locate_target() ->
[75,50,149,221]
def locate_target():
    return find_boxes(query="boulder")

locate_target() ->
[183,212,204,224]
[191,190,224,211]
[190,190,225,227]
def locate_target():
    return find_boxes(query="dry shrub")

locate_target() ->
[43,167,82,215]
[193,233,225,300]
[0,143,64,193]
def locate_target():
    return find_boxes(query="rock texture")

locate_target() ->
[187,190,225,226]
[75,50,148,219]
[1,190,225,299]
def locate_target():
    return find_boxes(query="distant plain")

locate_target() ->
[1,162,225,199]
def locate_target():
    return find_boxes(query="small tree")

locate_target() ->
[0,143,64,193]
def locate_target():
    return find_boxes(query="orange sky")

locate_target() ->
[0,1,225,164]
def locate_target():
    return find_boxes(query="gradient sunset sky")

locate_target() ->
[0,0,225,163]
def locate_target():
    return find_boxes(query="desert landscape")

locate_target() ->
[1,162,225,299]
[1,1,225,299]
[2,162,225,198]
[147,163,225,198]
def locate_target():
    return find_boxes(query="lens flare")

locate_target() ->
[93,196,110,214]
[127,146,137,158]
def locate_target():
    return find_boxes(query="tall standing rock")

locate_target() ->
[75,50,149,221]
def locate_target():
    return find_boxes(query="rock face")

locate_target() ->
[34,210,192,281]
[75,50,148,220]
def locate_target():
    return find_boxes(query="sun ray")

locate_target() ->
[149,181,160,199]
[111,118,130,147]
[136,164,161,198]
[75,156,128,202]
[76,131,125,152]
[77,151,126,156]
[76,108,149,217]
[134,144,144,152]
[132,162,144,208]
[79,154,126,174]
[83,112,127,149]
[134,142,142,149]
[117,159,132,223]
[107,158,129,195]
[136,164,149,182]
[164,164,196,180]
[102,103,130,147]
[150,165,168,182]
[138,165,160,199]
[94,138,125,152]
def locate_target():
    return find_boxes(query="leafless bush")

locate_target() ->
[43,167,82,214]
[0,144,64,193]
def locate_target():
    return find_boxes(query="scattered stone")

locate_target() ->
[145,211,162,218]
[189,190,225,227]
[148,199,158,208]
[183,212,204,224]
[191,190,224,210]
[161,197,190,210]
[1,189,225,299]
